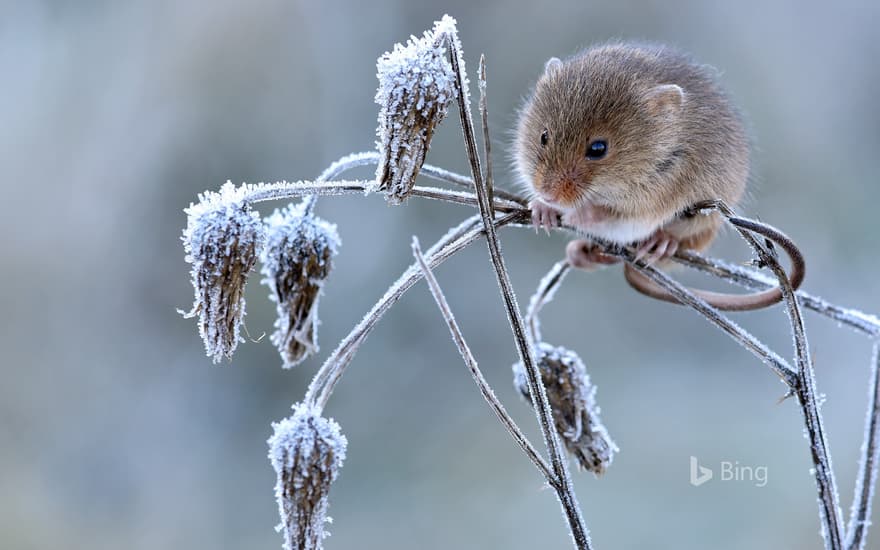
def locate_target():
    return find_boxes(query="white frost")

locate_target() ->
[181,181,265,363]
[374,15,459,203]
[260,200,341,368]
[268,403,347,550]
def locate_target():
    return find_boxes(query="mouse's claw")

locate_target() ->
[529,199,561,234]
[634,230,680,266]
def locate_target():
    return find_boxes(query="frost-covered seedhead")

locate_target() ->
[269,403,347,550]
[261,201,341,369]
[375,15,458,204]
[513,343,618,474]
[181,181,265,363]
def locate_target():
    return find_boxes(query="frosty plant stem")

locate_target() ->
[478,55,495,208]
[448,38,591,548]
[672,250,880,337]
[411,237,553,481]
[313,151,526,205]
[724,209,844,549]
[686,201,846,548]
[237,179,523,212]
[525,261,571,344]
[847,342,880,550]
[626,251,798,389]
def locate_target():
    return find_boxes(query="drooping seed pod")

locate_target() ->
[260,200,340,368]
[513,343,618,474]
[181,181,265,363]
[374,15,458,204]
[268,403,347,550]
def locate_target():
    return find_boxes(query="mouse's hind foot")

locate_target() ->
[565,239,620,271]
[634,229,680,266]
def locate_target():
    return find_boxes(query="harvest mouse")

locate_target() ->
[515,42,748,270]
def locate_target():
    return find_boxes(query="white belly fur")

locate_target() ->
[580,217,660,245]
[562,206,663,245]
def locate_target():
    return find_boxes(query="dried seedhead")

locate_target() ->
[513,343,618,474]
[374,15,458,204]
[268,403,348,550]
[181,181,265,363]
[261,201,341,368]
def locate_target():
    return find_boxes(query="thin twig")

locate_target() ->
[846,341,880,550]
[448,41,591,550]
[312,150,525,205]
[315,151,380,180]
[413,186,522,211]
[674,250,880,338]
[526,261,571,344]
[305,214,479,408]
[625,256,798,390]
[411,236,554,482]
[238,179,523,212]
[423,164,524,204]
[244,179,370,202]
[300,149,373,216]
[304,211,528,411]
[478,55,494,210]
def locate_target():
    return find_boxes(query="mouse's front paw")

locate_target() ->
[529,199,561,233]
[565,239,621,271]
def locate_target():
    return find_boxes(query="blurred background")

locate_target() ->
[2,1,879,549]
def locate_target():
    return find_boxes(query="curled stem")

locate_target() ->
[411,236,554,482]
[526,261,571,344]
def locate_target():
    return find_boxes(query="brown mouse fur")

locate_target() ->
[515,42,748,252]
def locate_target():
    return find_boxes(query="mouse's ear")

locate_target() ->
[645,84,685,116]
[543,57,563,76]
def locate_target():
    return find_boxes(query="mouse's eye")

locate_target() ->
[540,129,549,147]
[586,140,608,160]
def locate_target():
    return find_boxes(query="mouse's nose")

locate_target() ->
[544,177,579,206]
